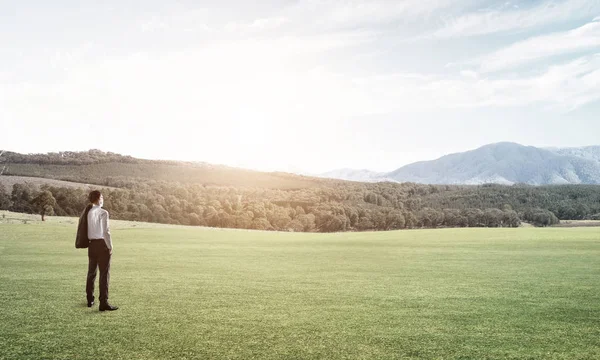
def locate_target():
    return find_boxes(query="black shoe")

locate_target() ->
[87,297,95,307]
[99,303,119,312]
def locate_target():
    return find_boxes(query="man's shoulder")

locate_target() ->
[100,209,110,217]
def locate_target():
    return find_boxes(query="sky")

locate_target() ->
[1,0,600,173]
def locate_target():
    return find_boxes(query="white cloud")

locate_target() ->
[478,19,600,72]
[2,52,599,172]
[3,49,597,138]
[473,54,600,109]
[343,53,600,111]
[249,16,289,30]
[224,16,289,33]
[432,0,600,38]
[137,8,215,34]
[139,16,168,33]
[290,0,464,28]
[460,70,478,78]
[136,0,472,39]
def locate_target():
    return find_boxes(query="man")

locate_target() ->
[84,190,118,311]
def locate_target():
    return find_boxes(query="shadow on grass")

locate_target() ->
[77,302,101,314]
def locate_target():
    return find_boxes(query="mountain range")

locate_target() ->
[319,143,600,185]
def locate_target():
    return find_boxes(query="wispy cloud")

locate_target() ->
[478,18,600,72]
[288,0,466,29]
[432,0,600,38]
[3,48,598,143]
[459,54,600,110]
[347,53,600,111]
[138,8,214,34]
[137,0,472,39]
[248,16,289,30]
[5,1,600,115]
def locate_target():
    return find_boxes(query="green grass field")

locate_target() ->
[1,212,599,359]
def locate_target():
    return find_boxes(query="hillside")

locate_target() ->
[0,150,328,189]
[0,175,116,191]
[549,146,600,163]
[317,168,392,183]
[387,143,600,185]
[2,149,600,232]
[321,143,600,185]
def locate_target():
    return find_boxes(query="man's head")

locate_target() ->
[88,190,103,207]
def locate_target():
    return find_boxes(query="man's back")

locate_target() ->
[87,205,113,251]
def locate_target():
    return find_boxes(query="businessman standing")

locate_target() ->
[83,190,118,311]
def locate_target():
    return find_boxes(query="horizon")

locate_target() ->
[3,140,600,175]
[2,1,600,173]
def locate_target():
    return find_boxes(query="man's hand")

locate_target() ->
[109,249,113,255]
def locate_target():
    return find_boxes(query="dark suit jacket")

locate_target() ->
[76,204,93,249]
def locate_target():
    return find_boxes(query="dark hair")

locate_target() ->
[88,190,102,204]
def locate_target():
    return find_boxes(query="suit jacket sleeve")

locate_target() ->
[75,204,92,248]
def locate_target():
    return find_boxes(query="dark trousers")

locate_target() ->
[86,240,111,303]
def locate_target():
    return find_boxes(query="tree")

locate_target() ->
[502,210,521,228]
[217,210,233,228]
[464,208,484,227]
[346,207,359,227]
[30,191,57,221]
[0,184,12,210]
[326,214,348,232]
[203,206,219,227]
[575,203,590,220]
[11,183,35,213]
[556,204,576,220]
[151,204,169,223]
[188,213,203,226]
[268,207,292,230]
[522,208,559,227]
[385,210,405,230]
[296,213,316,232]
[430,209,444,227]
[404,211,417,229]
[233,212,253,229]
[484,208,504,227]
[356,213,375,231]
[287,220,305,232]
[251,218,273,231]
[443,209,460,227]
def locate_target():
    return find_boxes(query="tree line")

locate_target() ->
[3,178,591,231]
[1,150,598,231]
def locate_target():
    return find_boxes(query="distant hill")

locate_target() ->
[0,175,115,191]
[317,168,391,183]
[548,146,600,163]
[0,150,331,189]
[5,145,600,187]
[321,143,600,185]
[387,143,600,185]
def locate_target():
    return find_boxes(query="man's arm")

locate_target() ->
[103,211,113,253]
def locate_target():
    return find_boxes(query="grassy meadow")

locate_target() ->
[1,211,599,359]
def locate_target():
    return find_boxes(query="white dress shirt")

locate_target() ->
[87,205,113,251]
